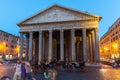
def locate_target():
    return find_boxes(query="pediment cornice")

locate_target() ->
[18,4,102,26]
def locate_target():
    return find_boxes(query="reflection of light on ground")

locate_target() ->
[99,68,120,80]
[99,69,107,79]
[100,69,107,72]
[99,69,107,75]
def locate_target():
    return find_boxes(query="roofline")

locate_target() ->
[17,4,102,26]
[0,29,19,37]
[55,4,102,19]
[55,4,102,21]
[110,17,120,28]
[17,4,55,26]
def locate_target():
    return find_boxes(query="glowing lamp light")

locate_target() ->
[104,47,108,51]
[112,43,118,49]
[3,42,6,45]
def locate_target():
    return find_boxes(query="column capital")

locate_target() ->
[71,29,75,32]
[29,32,33,35]
[90,30,94,34]
[60,29,64,32]
[94,28,98,32]
[49,30,53,33]
[89,34,91,37]
[82,27,86,29]
[39,31,42,34]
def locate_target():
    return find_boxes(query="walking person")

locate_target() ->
[44,67,52,80]
[25,60,32,80]
[44,66,58,80]
[13,60,22,80]
[48,67,58,80]
[21,61,26,80]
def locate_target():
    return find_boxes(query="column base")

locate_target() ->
[85,62,102,67]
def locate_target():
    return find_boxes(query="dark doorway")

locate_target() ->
[57,44,60,60]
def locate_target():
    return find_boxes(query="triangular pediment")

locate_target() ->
[18,5,101,26]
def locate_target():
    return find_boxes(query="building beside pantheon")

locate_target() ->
[0,30,19,59]
[18,5,102,64]
[100,18,120,59]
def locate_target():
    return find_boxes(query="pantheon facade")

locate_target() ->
[18,5,102,64]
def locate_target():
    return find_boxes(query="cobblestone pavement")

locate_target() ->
[0,63,14,79]
[1,63,120,80]
[57,64,120,80]
[31,64,120,80]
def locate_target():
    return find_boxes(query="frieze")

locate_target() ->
[20,22,98,32]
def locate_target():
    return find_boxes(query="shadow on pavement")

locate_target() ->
[0,76,11,80]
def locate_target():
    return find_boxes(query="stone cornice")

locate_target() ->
[20,21,98,32]
[18,19,99,26]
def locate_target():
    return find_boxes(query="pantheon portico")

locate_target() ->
[18,5,102,64]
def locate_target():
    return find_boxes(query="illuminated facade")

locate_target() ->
[100,18,120,59]
[0,30,19,59]
[18,5,101,64]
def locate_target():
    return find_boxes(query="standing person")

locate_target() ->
[25,60,32,80]
[44,67,52,80]
[21,61,26,80]
[13,60,22,80]
[48,67,58,80]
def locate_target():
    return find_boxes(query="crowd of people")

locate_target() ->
[0,58,86,80]
[12,58,59,80]
[13,60,32,80]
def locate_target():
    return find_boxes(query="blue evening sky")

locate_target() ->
[0,0,120,38]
